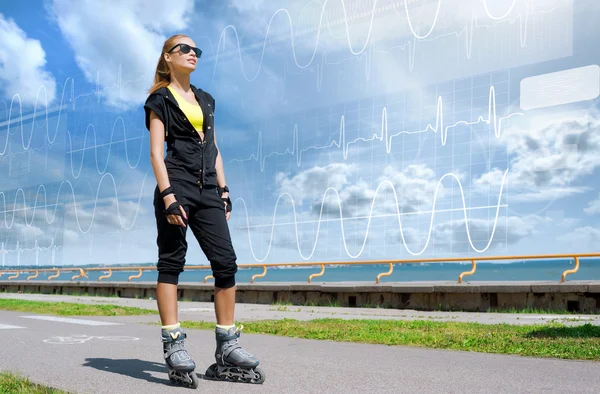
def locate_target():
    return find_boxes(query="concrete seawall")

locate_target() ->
[2,280,600,313]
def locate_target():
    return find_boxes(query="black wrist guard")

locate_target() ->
[218,185,229,196]
[160,186,174,199]
[164,201,182,216]
[222,196,232,212]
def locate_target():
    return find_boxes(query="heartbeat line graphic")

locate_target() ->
[233,168,508,262]
[1,239,60,267]
[375,0,557,73]
[228,85,523,172]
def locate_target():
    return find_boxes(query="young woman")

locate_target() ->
[144,34,265,387]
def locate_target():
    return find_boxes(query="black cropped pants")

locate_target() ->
[153,181,238,289]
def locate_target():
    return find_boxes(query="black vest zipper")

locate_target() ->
[164,88,210,187]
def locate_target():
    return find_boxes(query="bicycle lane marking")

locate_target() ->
[0,324,26,329]
[20,315,123,326]
[43,335,141,345]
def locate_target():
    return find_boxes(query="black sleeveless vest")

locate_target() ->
[144,85,218,188]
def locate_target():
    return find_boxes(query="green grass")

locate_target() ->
[0,372,68,394]
[0,298,157,316]
[179,318,600,361]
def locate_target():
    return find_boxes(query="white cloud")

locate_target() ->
[383,213,556,256]
[63,196,148,233]
[377,164,452,213]
[430,215,540,254]
[228,0,266,14]
[275,162,356,207]
[473,108,600,202]
[0,206,60,250]
[0,13,56,107]
[557,226,600,248]
[584,193,600,215]
[276,162,468,219]
[48,0,194,110]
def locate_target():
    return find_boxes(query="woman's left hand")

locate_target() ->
[222,192,231,221]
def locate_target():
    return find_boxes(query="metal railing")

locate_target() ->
[0,253,596,284]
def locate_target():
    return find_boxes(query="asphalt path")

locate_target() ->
[0,308,599,393]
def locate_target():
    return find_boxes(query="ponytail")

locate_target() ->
[148,34,188,94]
[148,54,170,94]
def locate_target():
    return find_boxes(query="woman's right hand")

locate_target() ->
[164,194,187,227]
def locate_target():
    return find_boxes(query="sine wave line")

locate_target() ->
[0,171,151,234]
[233,168,508,262]
[211,0,442,82]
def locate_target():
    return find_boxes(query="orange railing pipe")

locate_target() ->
[376,263,394,284]
[458,260,477,283]
[0,253,598,284]
[251,266,267,284]
[308,264,325,283]
[561,256,580,282]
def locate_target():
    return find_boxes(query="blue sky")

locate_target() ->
[1,0,600,267]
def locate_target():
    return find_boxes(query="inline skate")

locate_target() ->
[162,325,199,389]
[204,325,265,384]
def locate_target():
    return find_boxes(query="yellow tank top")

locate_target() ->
[167,85,204,134]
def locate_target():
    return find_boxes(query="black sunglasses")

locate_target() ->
[167,43,202,58]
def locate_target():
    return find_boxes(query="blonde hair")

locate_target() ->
[148,34,189,94]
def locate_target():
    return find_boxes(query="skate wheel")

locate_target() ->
[168,369,199,389]
[189,372,199,389]
[204,363,265,384]
[251,367,266,384]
